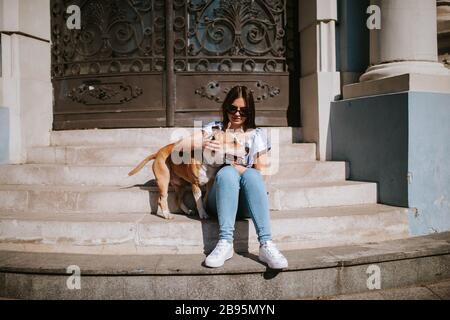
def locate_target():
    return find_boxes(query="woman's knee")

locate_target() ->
[215,165,240,185]
[241,168,263,183]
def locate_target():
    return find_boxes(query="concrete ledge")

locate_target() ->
[343,74,450,99]
[4,231,447,275]
[0,232,449,299]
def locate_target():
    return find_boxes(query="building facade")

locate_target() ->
[1,0,450,243]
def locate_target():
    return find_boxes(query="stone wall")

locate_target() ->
[0,107,8,163]
[0,0,52,164]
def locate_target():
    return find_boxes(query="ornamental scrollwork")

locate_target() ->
[186,0,286,72]
[195,80,281,103]
[67,82,144,105]
[51,0,165,78]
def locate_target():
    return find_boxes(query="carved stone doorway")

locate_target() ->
[51,0,300,129]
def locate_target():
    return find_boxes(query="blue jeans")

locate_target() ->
[206,165,272,243]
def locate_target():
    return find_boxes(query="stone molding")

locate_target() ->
[344,73,450,99]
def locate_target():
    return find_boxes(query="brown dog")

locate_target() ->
[128,130,247,220]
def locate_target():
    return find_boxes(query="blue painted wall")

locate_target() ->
[0,107,9,164]
[330,93,409,207]
[331,92,450,235]
[408,92,450,234]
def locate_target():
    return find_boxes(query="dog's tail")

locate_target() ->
[128,153,157,176]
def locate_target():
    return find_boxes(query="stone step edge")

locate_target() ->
[0,161,343,169]
[0,203,407,221]
[27,145,317,164]
[0,181,377,215]
[0,232,448,276]
[0,180,369,193]
[49,127,303,141]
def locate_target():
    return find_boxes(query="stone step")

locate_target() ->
[0,162,346,186]
[0,181,377,214]
[1,233,448,300]
[0,204,409,255]
[27,143,317,165]
[50,127,302,147]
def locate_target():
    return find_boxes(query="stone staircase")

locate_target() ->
[0,128,411,255]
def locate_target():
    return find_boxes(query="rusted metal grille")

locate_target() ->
[51,0,298,129]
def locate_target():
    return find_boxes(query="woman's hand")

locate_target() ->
[203,138,222,152]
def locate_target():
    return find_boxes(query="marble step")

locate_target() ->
[0,181,377,214]
[0,204,409,255]
[2,233,449,300]
[0,162,347,186]
[1,233,448,300]
[27,143,317,165]
[50,127,302,147]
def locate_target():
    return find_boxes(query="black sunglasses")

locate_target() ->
[224,104,251,117]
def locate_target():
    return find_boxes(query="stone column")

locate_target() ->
[438,0,450,68]
[360,0,450,81]
[299,0,340,161]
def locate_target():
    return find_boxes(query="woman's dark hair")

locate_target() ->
[221,85,256,132]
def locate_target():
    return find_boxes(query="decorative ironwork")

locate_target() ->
[51,0,166,78]
[194,80,280,103]
[68,82,144,105]
[184,0,287,73]
[51,0,295,129]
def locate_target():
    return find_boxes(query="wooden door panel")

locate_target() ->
[51,0,166,129]
[51,0,298,129]
[53,74,165,114]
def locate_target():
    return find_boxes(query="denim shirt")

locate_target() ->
[202,121,271,168]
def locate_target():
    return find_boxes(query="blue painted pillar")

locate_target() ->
[337,0,370,84]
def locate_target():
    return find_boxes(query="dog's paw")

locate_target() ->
[198,210,209,220]
[157,211,174,220]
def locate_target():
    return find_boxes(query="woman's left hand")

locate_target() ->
[231,163,247,175]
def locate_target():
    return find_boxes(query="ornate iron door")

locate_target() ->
[51,0,299,129]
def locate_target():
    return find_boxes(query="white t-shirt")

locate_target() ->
[202,121,271,168]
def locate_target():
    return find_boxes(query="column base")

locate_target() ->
[343,73,450,99]
[360,61,450,82]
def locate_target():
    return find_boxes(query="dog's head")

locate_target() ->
[207,129,248,166]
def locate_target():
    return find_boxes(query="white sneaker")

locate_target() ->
[259,241,288,269]
[205,240,234,268]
